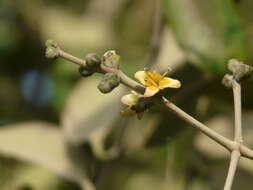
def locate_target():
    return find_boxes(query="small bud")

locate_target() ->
[86,53,101,68]
[97,73,120,93]
[45,40,58,48]
[222,74,233,88]
[45,39,59,59]
[102,50,120,69]
[78,66,93,77]
[228,59,253,81]
[135,97,152,113]
[45,47,59,59]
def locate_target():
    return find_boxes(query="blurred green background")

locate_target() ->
[1,0,253,189]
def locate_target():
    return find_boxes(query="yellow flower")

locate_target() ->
[121,91,144,120]
[134,70,181,97]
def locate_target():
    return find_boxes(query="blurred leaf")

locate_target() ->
[122,115,159,153]
[0,122,93,189]
[123,172,167,190]
[1,164,61,190]
[188,178,212,190]
[194,115,232,160]
[40,7,114,51]
[163,0,247,74]
[62,78,125,159]
[236,0,253,62]
[156,28,186,72]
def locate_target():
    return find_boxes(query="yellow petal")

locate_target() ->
[134,71,147,85]
[144,86,159,97]
[146,71,162,83]
[121,94,137,106]
[159,77,181,89]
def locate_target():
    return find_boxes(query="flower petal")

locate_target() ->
[121,94,137,106]
[134,71,147,85]
[144,86,159,97]
[146,71,162,83]
[159,77,181,89]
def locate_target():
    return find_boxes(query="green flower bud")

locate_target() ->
[228,59,253,81]
[97,73,120,93]
[45,39,58,48]
[102,50,120,69]
[85,53,101,68]
[45,47,59,59]
[78,66,93,77]
[222,74,233,88]
[135,97,152,113]
[45,39,59,59]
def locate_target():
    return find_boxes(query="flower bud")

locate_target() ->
[86,53,101,68]
[135,97,152,113]
[45,39,58,48]
[45,40,59,59]
[222,74,233,88]
[78,66,93,77]
[45,47,59,59]
[102,50,120,69]
[97,73,120,93]
[228,59,253,81]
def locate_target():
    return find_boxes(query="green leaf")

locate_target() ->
[1,164,61,190]
[0,122,94,190]
[163,0,248,74]
[62,78,125,159]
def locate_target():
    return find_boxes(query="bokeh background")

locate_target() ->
[1,0,253,189]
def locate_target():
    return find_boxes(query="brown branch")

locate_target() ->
[222,59,253,190]
[232,80,242,144]
[160,97,235,151]
[223,150,241,190]
[46,44,253,162]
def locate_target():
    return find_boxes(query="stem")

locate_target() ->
[232,80,242,144]
[223,150,240,190]
[118,70,146,94]
[223,78,242,190]
[58,48,87,67]
[160,97,235,151]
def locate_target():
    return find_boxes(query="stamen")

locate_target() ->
[145,71,158,86]
[161,71,169,78]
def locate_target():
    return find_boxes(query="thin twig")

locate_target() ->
[160,97,235,151]
[223,78,243,190]
[232,80,243,144]
[58,48,87,67]
[223,150,240,190]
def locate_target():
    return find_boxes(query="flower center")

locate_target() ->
[145,71,159,87]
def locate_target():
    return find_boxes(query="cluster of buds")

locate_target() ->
[78,50,121,93]
[78,53,101,77]
[45,40,182,119]
[222,59,253,88]
[97,51,121,93]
